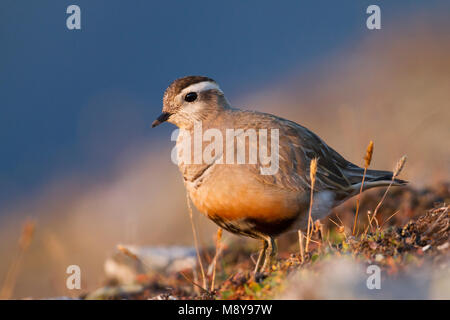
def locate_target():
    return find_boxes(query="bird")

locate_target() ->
[152,75,407,273]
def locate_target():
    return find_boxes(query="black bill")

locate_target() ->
[152,112,171,128]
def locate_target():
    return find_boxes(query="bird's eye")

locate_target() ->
[184,92,197,102]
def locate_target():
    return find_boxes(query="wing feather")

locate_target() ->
[228,109,358,194]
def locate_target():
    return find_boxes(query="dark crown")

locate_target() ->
[163,76,216,103]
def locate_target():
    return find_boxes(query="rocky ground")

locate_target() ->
[82,183,449,300]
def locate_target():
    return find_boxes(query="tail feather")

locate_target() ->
[366,168,407,184]
[348,168,408,193]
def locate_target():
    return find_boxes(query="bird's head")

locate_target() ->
[152,76,230,129]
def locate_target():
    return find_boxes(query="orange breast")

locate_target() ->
[187,166,301,222]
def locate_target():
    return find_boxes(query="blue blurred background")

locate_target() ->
[0,0,446,212]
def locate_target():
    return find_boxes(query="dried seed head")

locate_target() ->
[364,141,374,168]
[393,155,407,178]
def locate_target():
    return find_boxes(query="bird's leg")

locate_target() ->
[253,240,268,275]
[262,236,277,271]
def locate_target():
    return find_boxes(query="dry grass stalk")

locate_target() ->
[352,141,374,236]
[373,213,380,229]
[380,210,401,228]
[320,223,326,242]
[361,156,406,237]
[306,238,321,245]
[117,244,138,260]
[180,271,209,295]
[186,192,208,291]
[363,210,380,236]
[393,155,407,178]
[329,217,342,230]
[298,230,305,263]
[305,158,318,253]
[372,155,407,223]
[210,228,222,291]
[116,244,157,272]
[192,268,200,296]
[0,220,35,300]
[329,216,347,242]
[315,220,324,253]
[366,211,374,231]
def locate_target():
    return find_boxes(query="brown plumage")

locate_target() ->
[153,76,407,273]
